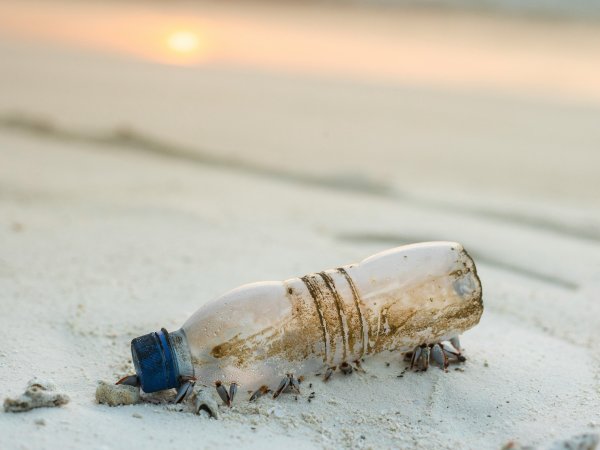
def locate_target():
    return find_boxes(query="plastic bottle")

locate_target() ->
[129,241,482,394]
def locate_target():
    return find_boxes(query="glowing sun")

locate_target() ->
[167,30,200,54]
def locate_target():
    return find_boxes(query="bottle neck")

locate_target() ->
[168,328,195,380]
[131,328,194,393]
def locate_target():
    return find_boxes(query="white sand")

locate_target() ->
[1,2,599,449]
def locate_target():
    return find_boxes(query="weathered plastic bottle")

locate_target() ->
[130,242,482,394]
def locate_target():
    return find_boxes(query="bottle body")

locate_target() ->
[180,241,482,390]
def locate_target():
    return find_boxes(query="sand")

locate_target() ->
[1,1,599,449]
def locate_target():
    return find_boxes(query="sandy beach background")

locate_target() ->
[1,1,599,448]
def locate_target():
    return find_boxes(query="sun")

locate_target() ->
[167,30,200,55]
[160,28,208,65]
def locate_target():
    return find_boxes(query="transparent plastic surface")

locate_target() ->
[181,242,482,390]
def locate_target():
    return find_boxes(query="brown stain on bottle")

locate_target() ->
[317,271,348,361]
[208,247,483,369]
[337,267,369,356]
[300,275,330,361]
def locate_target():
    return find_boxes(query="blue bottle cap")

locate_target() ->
[131,329,180,393]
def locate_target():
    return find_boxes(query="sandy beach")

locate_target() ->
[1,1,599,449]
